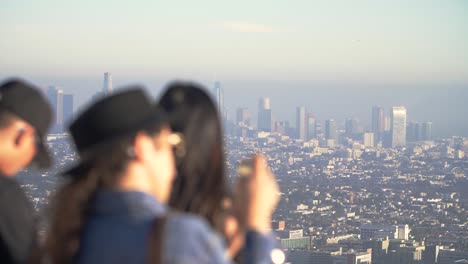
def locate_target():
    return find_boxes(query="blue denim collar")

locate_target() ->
[90,189,167,219]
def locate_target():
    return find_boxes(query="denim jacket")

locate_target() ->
[76,190,280,264]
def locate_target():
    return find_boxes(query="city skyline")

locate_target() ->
[19,74,466,139]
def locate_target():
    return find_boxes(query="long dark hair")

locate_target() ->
[44,136,133,263]
[158,82,227,235]
[44,125,162,263]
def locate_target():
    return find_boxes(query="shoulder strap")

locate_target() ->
[148,214,168,264]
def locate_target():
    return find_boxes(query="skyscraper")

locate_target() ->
[257,97,272,132]
[63,94,74,128]
[236,108,250,127]
[47,86,64,133]
[384,115,391,132]
[56,88,64,129]
[213,81,226,120]
[46,86,57,113]
[325,119,337,141]
[306,113,316,140]
[421,122,433,141]
[274,121,287,135]
[407,122,420,142]
[372,106,385,141]
[391,106,407,148]
[345,118,360,136]
[296,106,306,140]
[363,132,375,147]
[103,72,112,94]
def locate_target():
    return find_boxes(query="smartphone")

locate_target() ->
[237,158,254,177]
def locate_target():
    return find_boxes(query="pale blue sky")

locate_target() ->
[1,1,467,137]
[1,0,467,82]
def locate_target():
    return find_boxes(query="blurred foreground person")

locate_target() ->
[44,87,281,264]
[0,79,53,264]
[158,82,282,262]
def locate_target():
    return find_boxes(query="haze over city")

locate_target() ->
[1,0,467,137]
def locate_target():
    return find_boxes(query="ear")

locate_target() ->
[14,126,34,147]
[14,128,26,145]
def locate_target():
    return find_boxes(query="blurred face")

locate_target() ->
[146,127,176,203]
[0,123,37,176]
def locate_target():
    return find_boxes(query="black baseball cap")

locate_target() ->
[64,87,167,177]
[0,79,53,168]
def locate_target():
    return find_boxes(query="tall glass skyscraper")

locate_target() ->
[372,106,385,141]
[422,122,433,141]
[47,86,74,133]
[325,119,337,141]
[257,97,272,132]
[306,113,316,140]
[103,72,113,94]
[391,106,407,147]
[47,86,64,133]
[236,107,250,127]
[213,81,225,120]
[296,106,306,140]
[63,94,74,128]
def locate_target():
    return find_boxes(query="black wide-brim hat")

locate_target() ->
[63,87,166,177]
[0,79,53,169]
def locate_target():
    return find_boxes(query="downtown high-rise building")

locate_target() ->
[103,72,113,94]
[325,119,337,141]
[407,122,421,142]
[296,106,306,140]
[372,106,385,141]
[236,107,250,127]
[345,118,361,136]
[363,132,375,147]
[63,94,74,127]
[421,122,433,141]
[306,113,316,140]
[213,81,226,120]
[47,86,63,133]
[391,106,407,147]
[274,121,287,135]
[257,97,272,132]
[47,86,74,133]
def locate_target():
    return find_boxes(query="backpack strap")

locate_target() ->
[148,214,168,264]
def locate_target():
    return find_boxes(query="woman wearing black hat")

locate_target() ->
[158,82,282,263]
[43,87,281,264]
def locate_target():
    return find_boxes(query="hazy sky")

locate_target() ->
[1,0,467,137]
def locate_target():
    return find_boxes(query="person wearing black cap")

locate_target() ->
[43,87,282,264]
[0,79,53,264]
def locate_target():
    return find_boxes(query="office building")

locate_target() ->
[422,122,433,141]
[236,108,250,127]
[372,106,385,141]
[363,132,375,147]
[274,121,287,135]
[306,113,316,140]
[407,122,421,142]
[213,81,225,120]
[396,225,410,240]
[63,93,74,128]
[325,119,337,141]
[257,97,272,132]
[391,106,407,147]
[345,118,360,136]
[103,72,112,94]
[47,86,64,133]
[296,106,306,140]
[360,225,396,240]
